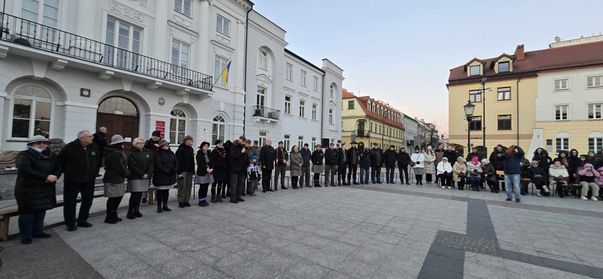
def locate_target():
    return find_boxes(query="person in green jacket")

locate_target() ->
[102,135,130,224]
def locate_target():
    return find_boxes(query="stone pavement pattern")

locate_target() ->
[1,182,602,278]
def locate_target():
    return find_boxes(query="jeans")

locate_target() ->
[371,166,381,183]
[63,180,95,226]
[385,166,395,183]
[177,172,193,203]
[467,176,482,191]
[19,210,46,239]
[361,168,370,184]
[300,166,310,187]
[504,174,521,200]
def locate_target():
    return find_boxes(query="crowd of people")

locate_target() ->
[13,128,603,244]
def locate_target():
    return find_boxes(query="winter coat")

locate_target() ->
[410,152,426,169]
[337,148,347,169]
[346,147,359,166]
[466,152,482,162]
[384,149,397,168]
[144,139,160,153]
[153,148,178,186]
[549,165,569,185]
[92,132,107,156]
[300,148,312,168]
[176,144,195,173]
[436,161,452,175]
[578,164,599,183]
[276,147,289,167]
[503,147,525,175]
[444,149,458,164]
[596,167,603,186]
[424,152,436,174]
[489,149,506,171]
[396,150,411,166]
[211,147,228,182]
[466,162,482,177]
[452,161,467,182]
[360,149,372,169]
[527,166,546,181]
[370,148,383,167]
[260,145,276,169]
[311,150,324,165]
[532,150,552,170]
[15,147,61,213]
[325,148,338,165]
[229,143,248,174]
[102,146,130,184]
[482,163,497,184]
[128,148,153,180]
[58,139,98,183]
[196,150,213,177]
[568,149,582,177]
[290,152,303,176]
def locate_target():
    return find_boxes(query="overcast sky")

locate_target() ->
[252,0,603,135]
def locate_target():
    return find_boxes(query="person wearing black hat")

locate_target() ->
[195,142,214,206]
[15,135,61,244]
[300,143,312,187]
[337,143,347,186]
[346,142,359,185]
[176,135,195,208]
[275,141,289,190]
[384,145,397,184]
[396,147,411,185]
[259,139,276,192]
[311,144,324,187]
[210,140,227,202]
[102,134,130,224]
[153,140,178,212]
[59,130,98,231]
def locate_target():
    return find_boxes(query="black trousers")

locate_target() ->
[313,173,321,186]
[198,183,209,202]
[262,168,273,191]
[106,196,123,217]
[438,174,452,186]
[211,181,224,199]
[338,166,347,185]
[291,176,299,188]
[425,173,433,183]
[156,189,170,205]
[128,192,143,214]
[63,180,95,226]
[347,165,357,183]
[398,165,409,183]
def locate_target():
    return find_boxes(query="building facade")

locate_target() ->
[341,89,404,149]
[244,10,344,149]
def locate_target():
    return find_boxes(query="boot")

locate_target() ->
[104,211,117,224]
[157,200,163,213]
[127,207,136,219]
[162,203,172,212]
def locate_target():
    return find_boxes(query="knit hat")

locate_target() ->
[251,154,258,161]
[110,134,127,145]
[27,135,49,145]
[151,131,161,137]
[182,135,193,143]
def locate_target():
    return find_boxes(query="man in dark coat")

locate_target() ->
[396,147,411,185]
[300,143,312,187]
[346,142,359,185]
[444,146,458,166]
[142,130,162,203]
[92,126,107,177]
[337,143,347,186]
[370,143,383,184]
[58,130,98,231]
[260,140,276,192]
[228,138,248,203]
[324,142,338,187]
[359,144,372,184]
[466,147,482,162]
[489,145,506,171]
[384,145,397,184]
[275,141,289,190]
[176,135,195,208]
[311,145,324,187]
[210,140,227,202]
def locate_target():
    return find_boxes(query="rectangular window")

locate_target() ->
[469,116,482,131]
[589,137,603,153]
[469,65,481,76]
[588,103,602,119]
[300,70,307,87]
[469,90,482,103]
[284,134,290,151]
[556,138,570,152]
[285,63,293,81]
[258,50,267,70]
[348,100,354,110]
[587,76,603,88]
[105,17,143,69]
[299,100,305,118]
[497,115,512,130]
[216,14,230,36]
[174,0,192,17]
[312,103,317,120]
[313,76,319,91]
[259,130,267,147]
[554,79,569,91]
[256,86,266,107]
[497,87,511,101]
[498,61,510,73]
[171,39,190,70]
[284,96,291,115]
[298,136,304,149]
[214,55,229,87]
[329,108,333,125]
[555,105,569,120]
[22,0,59,40]
[311,137,316,148]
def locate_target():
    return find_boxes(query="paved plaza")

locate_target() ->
[1,183,603,278]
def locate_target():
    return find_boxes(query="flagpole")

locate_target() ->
[212,60,232,87]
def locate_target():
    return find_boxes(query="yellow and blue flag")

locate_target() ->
[220,61,231,86]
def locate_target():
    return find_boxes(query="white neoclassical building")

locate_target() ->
[244,10,344,149]
[0,0,343,152]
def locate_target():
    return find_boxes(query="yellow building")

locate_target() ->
[341,89,404,149]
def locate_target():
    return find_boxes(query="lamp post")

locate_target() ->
[464,100,475,154]
[480,77,487,153]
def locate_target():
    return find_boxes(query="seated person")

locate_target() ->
[481,159,499,193]
[466,157,482,191]
[577,163,600,201]
[436,157,453,189]
[549,159,569,198]
[527,161,549,196]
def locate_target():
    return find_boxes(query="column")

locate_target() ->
[152,0,169,60]
[199,0,210,74]
[234,19,246,94]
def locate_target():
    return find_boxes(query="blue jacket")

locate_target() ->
[503,147,525,174]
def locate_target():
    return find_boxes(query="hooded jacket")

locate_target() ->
[532,149,552,170]
[102,145,130,184]
[578,163,600,183]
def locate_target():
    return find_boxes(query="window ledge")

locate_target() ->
[6,138,29,143]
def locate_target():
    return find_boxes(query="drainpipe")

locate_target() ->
[320,74,325,145]
[516,77,521,145]
[242,2,254,137]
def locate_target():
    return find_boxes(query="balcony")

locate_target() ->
[356,129,368,137]
[252,105,280,122]
[0,13,213,92]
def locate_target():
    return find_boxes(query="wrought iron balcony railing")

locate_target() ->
[0,13,213,91]
[252,105,280,120]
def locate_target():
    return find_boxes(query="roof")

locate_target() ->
[342,89,404,129]
[448,40,603,84]
[285,49,324,74]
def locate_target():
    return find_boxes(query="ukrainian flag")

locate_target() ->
[220,61,231,86]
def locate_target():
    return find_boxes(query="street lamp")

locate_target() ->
[480,77,487,153]
[464,100,475,154]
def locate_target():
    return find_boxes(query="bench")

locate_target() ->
[0,192,104,241]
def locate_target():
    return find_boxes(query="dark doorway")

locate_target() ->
[96,96,139,142]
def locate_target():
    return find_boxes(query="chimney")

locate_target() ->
[514,44,525,61]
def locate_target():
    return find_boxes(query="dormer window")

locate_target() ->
[498,61,510,73]
[469,65,481,76]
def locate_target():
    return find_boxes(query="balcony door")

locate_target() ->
[20,0,59,48]
[105,17,142,70]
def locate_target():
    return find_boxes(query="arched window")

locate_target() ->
[169,109,187,144]
[212,115,226,144]
[330,84,335,99]
[10,84,53,139]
